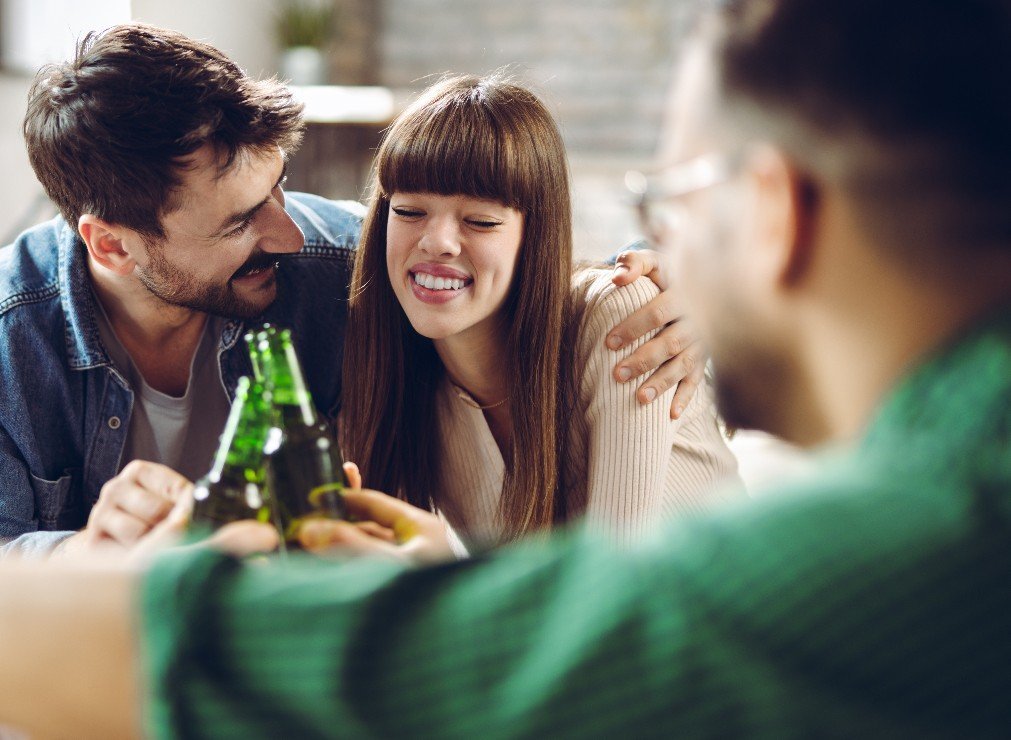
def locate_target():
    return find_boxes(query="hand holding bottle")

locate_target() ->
[129,483,279,565]
[298,484,456,565]
[55,460,192,556]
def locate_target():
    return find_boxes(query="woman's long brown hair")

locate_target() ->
[341,74,574,542]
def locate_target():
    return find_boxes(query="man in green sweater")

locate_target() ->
[1,0,1010,736]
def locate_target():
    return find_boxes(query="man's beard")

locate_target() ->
[707,308,798,441]
[137,248,280,320]
[685,206,800,441]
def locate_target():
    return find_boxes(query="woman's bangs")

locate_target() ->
[378,102,531,209]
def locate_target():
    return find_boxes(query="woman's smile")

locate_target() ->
[410,271,471,304]
[409,262,473,304]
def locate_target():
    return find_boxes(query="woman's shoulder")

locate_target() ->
[571,266,660,334]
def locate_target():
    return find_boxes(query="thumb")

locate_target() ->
[612,250,657,286]
[127,492,193,564]
[343,461,362,489]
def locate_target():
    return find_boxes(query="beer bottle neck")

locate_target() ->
[245,331,265,385]
[210,377,271,478]
[268,338,318,428]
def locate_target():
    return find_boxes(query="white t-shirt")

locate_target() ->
[94,303,231,482]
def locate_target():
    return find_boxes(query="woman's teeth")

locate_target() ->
[413,272,468,291]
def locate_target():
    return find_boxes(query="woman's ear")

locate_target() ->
[78,215,136,276]
[746,145,820,290]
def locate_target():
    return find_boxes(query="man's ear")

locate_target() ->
[747,145,819,289]
[78,215,136,276]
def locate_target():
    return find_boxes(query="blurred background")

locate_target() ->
[0,0,695,259]
[0,0,809,491]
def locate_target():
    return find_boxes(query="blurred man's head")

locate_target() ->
[650,0,1011,444]
[24,23,307,318]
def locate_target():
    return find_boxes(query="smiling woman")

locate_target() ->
[387,192,524,344]
[340,74,741,552]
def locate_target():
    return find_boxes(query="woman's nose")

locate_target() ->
[418,219,461,257]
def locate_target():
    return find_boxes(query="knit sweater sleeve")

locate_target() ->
[575,274,740,547]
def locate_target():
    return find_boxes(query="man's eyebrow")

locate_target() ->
[211,162,289,238]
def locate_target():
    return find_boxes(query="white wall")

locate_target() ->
[0,74,47,244]
[1,0,133,242]
[0,0,282,244]
[130,0,279,79]
[1,0,130,74]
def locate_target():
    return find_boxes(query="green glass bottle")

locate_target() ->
[245,328,265,384]
[259,327,348,545]
[191,375,273,532]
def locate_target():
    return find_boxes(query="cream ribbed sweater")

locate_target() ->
[436,271,742,551]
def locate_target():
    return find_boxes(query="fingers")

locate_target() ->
[113,478,177,524]
[88,461,194,548]
[342,461,362,489]
[610,319,699,390]
[355,521,396,541]
[340,493,453,563]
[206,521,280,557]
[605,289,684,353]
[610,250,661,287]
[298,519,401,559]
[126,494,193,564]
[94,507,152,547]
[669,361,705,420]
[125,516,279,568]
[612,317,698,385]
[341,489,429,531]
[608,251,706,416]
[120,459,193,502]
[629,337,703,409]
[298,493,455,565]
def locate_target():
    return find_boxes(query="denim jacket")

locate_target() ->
[0,192,362,556]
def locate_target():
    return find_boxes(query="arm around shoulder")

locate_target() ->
[574,274,742,543]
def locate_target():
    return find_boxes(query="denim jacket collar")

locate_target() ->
[56,221,111,371]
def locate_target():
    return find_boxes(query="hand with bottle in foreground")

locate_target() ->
[57,460,279,562]
[126,487,279,565]
[299,463,455,565]
[53,460,193,558]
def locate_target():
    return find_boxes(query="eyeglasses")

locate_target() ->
[625,152,739,246]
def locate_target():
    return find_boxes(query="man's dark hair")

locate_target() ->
[708,0,1011,254]
[23,23,305,239]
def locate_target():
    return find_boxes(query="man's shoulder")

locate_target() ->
[0,216,70,319]
[285,192,364,253]
[668,447,977,600]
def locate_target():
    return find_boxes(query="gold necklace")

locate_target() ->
[455,391,509,410]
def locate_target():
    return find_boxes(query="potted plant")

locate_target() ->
[276,0,338,85]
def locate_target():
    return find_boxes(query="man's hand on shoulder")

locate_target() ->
[606,249,708,420]
[54,460,192,558]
